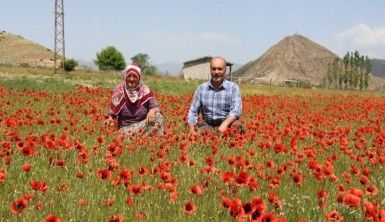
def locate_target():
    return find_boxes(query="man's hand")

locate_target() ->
[217,116,237,133]
[217,124,228,133]
[189,124,197,137]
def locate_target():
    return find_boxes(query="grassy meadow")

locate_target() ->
[1,67,385,222]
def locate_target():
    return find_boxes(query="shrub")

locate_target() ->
[94,46,126,71]
[131,53,158,76]
[19,63,30,68]
[63,59,78,72]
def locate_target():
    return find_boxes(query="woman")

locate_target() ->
[106,64,164,136]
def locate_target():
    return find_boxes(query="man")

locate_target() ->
[187,57,242,135]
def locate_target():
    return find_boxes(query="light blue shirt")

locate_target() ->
[187,80,242,125]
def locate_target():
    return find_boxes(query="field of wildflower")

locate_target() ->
[1,68,385,222]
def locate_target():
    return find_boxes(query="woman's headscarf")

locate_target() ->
[110,64,154,115]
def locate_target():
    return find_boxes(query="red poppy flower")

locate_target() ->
[242,202,254,215]
[343,194,361,208]
[30,180,49,192]
[75,171,86,179]
[97,168,111,180]
[19,145,36,156]
[221,171,234,183]
[229,200,244,218]
[10,197,28,214]
[260,213,276,222]
[190,185,202,195]
[222,197,231,208]
[184,201,196,216]
[135,213,144,219]
[55,159,65,167]
[317,190,328,199]
[235,171,250,185]
[125,198,134,206]
[78,199,87,206]
[266,160,276,169]
[44,214,61,222]
[268,192,279,204]
[325,209,344,222]
[205,156,215,166]
[291,172,302,186]
[1,141,11,149]
[364,201,376,220]
[77,151,89,164]
[248,177,259,190]
[164,183,176,192]
[169,191,179,202]
[103,198,115,207]
[138,166,147,176]
[119,168,132,181]
[97,135,105,144]
[348,188,363,198]
[366,184,378,196]
[22,163,32,172]
[129,185,142,195]
[0,169,6,183]
[378,208,385,221]
[107,215,124,222]
[250,204,265,221]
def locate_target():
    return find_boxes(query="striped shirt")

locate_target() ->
[187,80,242,125]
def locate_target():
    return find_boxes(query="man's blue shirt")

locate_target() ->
[187,80,242,125]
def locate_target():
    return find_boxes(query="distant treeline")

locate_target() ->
[326,51,371,90]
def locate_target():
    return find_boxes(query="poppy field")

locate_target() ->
[1,74,385,222]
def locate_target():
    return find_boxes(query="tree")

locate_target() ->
[326,51,371,90]
[63,58,78,72]
[131,53,158,75]
[94,46,126,71]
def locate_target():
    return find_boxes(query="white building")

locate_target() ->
[181,56,233,80]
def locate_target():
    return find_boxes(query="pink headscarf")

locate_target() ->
[110,64,154,115]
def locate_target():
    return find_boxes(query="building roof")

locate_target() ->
[183,56,233,66]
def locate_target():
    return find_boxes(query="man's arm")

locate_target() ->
[217,84,242,133]
[187,86,202,135]
[217,115,237,133]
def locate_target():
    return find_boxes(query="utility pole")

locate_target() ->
[54,0,65,73]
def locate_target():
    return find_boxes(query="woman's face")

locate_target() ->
[126,73,140,89]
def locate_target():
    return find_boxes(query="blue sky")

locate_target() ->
[1,0,385,64]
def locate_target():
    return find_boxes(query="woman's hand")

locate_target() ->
[147,108,159,125]
[104,115,115,127]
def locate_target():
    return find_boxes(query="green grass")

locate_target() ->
[1,67,385,221]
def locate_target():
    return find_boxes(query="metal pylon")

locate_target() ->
[54,0,65,73]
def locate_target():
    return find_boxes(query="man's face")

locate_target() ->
[210,58,226,85]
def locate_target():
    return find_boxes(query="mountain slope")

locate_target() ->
[0,31,55,67]
[234,34,338,85]
[372,58,385,78]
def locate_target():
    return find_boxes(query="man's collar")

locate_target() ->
[208,80,228,90]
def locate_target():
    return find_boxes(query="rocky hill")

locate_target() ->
[233,34,339,85]
[0,31,56,67]
[372,58,385,78]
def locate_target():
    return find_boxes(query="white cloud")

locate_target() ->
[336,23,385,47]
